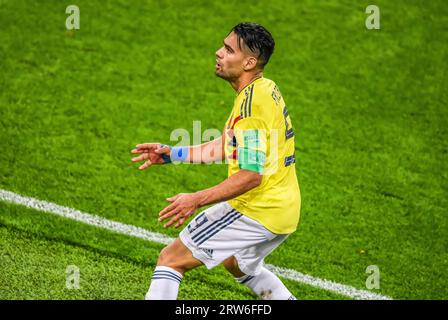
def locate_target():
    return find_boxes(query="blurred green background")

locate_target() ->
[0,0,447,299]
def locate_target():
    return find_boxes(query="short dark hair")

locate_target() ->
[231,22,275,69]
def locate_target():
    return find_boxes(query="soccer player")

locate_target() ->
[131,22,301,300]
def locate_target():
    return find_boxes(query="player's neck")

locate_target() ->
[232,72,263,95]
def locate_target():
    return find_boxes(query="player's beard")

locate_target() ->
[215,66,237,82]
[215,65,227,79]
[215,70,228,80]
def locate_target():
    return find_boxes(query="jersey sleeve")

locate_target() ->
[233,116,268,174]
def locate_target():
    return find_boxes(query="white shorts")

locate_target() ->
[179,201,289,276]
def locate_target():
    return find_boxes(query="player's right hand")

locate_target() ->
[131,143,171,170]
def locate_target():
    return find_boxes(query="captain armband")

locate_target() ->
[237,147,266,173]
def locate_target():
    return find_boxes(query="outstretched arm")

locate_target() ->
[158,169,262,228]
[131,133,225,169]
[182,133,225,164]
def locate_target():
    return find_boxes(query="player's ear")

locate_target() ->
[243,56,258,71]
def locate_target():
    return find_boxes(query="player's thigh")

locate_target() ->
[158,238,203,273]
[234,234,289,276]
[180,202,275,271]
[222,256,245,278]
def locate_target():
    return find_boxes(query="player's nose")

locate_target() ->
[215,47,224,59]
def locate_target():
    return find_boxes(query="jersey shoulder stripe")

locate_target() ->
[239,98,245,118]
[239,84,255,119]
[248,83,254,117]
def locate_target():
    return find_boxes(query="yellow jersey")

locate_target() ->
[224,77,301,234]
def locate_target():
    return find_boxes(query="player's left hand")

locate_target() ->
[158,193,201,228]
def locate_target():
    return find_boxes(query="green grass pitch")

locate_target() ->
[0,0,447,299]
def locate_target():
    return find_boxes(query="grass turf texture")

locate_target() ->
[0,0,447,299]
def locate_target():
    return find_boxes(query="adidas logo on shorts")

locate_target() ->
[201,248,214,259]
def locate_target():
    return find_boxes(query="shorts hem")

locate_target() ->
[233,252,261,276]
[179,231,216,270]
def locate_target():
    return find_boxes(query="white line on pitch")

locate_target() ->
[0,188,392,300]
